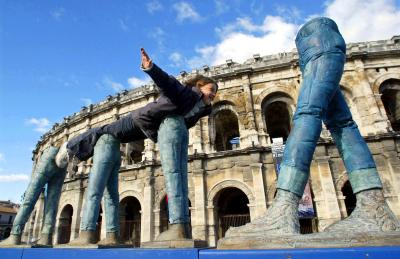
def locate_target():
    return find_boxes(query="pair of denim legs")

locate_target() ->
[11,146,67,236]
[80,116,190,232]
[277,17,382,196]
[158,116,190,224]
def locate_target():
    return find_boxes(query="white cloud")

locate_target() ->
[128,76,149,89]
[169,52,184,67]
[147,0,163,14]
[119,19,129,32]
[173,2,201,23]
[50,7,66,21]
[0,174,29,182]
[27,118,51,133]
[148,27,165,48]
[190,16,298,66]
[81,98,93,106]
[103,77,125,92]
[324,0,400,43]
[215,0,229,15]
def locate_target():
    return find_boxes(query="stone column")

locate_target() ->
[70,181,85,241]
[206,205,217,246]
[192,159,207,241]
[143,139,156,162]
[336,192,347,218]
[141,168,154,243]
[309,156,341,231]
[380,138,400,217]
[250,163,267,218]
[241,74,260,148]
[352,59,388,134]
[152,209,161,238]
[32,191,45,239]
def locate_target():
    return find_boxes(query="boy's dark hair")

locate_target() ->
[184,75,218,91]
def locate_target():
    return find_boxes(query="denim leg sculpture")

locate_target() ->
[80,134,121,233]
[277,17,382,196]
[158,116,190,225]
[11,146,67,237]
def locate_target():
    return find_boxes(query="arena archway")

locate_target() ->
[119,196,141,246]
[57,204,73,244]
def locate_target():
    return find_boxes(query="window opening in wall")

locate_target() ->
[380,79,400,131]
[120,196,141,246]
[214,110,240,151]
[214,187,250,240]
[265,101,291,142]
[58,204,73,244]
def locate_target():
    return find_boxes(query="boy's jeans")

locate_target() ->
[158,116,190,224]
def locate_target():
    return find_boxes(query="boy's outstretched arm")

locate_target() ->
[140,48,184,98]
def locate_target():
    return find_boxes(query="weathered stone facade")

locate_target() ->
[22,36,400,246]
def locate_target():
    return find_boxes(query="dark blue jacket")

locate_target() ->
[132,63,212,141]
[67,64,211,161]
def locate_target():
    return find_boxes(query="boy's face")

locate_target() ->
[201,83,217,105]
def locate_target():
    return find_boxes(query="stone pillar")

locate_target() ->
[32,191,46,239]
[241,74,260,148]
[206,205,217,246]
[352,59,388,134]
[336,192,347,218]
[69,181,85,241]
[141,169,154,243]
[192,159,207,241]
[250,163,267,218]
[143,139,156,162]
[191,123,204,154]
[380,139,400,218]
[309,156,341,231]
[152,209,161,238]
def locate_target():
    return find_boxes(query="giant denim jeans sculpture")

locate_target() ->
[80,134,121,232]
[158,116,190,224]
[11,146,67,235]
[277,17,382,196]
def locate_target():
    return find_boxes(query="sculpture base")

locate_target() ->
[55,243,132,249]
[218,231,400,249]
[141,239,207,248]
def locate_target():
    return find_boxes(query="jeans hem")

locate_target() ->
[348,168,383,194]
[277,165,309,197]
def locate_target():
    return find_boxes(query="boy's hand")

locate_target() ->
[141,48,152,69]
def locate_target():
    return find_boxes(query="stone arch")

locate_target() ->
[335,171,349,192]
[260,91,295,142]
[372,73,400,94]
[209,102,242,151]
[378,78,400,131]
[207,180,255,206]
[119,190,144,206]
[255,84,298,108]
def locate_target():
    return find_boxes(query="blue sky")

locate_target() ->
[0,0,399,203]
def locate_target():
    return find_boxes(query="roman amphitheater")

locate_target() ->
[22,36,400,246]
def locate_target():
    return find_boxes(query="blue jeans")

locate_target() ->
[277,17,382,196]
[11,146,67,235]
[80,134,121,232]
[158,116,190,224]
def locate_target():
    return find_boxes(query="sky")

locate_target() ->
[0,0,399,203]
